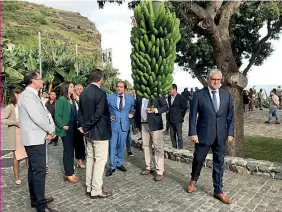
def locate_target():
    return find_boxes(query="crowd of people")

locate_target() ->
[2,68,236,211]
[242,86,281,124]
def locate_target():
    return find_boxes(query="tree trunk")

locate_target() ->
[210,30,245,157]
[224,85,244,157]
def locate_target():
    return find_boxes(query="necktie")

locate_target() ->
[211,91,218,112]
[119,96,123,111]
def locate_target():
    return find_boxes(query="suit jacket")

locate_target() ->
[78,84,112,140]
[18,87,54,146]
[188,87,234,145]
[107,93,135,132]
[135,97,168,131]
[1,104,19,150]
[55,96,71,137]
[168,93,187,124]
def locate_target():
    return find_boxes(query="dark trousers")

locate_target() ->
[25,143,47,212]
[170,122,183,149]
[191,138,225,194]
[51,136,58,144]
[126,125,132,152]
[62,122,75,176]
[165,113,170,132]
[74,129,85,160]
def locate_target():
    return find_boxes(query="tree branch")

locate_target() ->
[243,19,282,75]
[219,1,241,29]
[206,0,223,19]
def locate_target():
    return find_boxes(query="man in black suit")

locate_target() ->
[78,69,113,199]
[168,84,187,149]
[188,69,234,204]
[135,97,168,181]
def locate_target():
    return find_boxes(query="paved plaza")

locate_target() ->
[1,109,282,212]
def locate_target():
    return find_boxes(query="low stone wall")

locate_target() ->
[132,139,282,180]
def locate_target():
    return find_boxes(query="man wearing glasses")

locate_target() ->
[188,68,234,204]
[18,71,57,212]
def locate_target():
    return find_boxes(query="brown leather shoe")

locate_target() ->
[214,193,232,204]
[90,191,113,199]
[187,180,196,193]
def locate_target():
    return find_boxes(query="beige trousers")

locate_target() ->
[141,124,164,175]
[85,138,109,196]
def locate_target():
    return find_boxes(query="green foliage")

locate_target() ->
[175,1,282,83]
[2,1,101,55]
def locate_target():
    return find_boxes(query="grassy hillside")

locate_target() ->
[2,1,101,63]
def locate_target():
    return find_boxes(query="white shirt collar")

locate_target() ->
[208,86,219,93]
[91,82,100,88]
[26,87,39,95]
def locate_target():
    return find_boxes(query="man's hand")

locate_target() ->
[128,114,133,119]
[78,127,87,135]
[110,116,115,122]
[191,135,199,143]
[63,126,69,131]
[146,108,153,113]
[226,136,233,142]
[45,133,54,140]
[15,121,20,128]
[150,108,156,113]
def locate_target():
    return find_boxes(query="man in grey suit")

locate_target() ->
[18,71,58,212]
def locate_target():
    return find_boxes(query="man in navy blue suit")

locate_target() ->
[188,68,234,204]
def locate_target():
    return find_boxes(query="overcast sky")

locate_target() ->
[27,0,282,91]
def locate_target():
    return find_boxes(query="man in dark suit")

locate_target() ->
[188,69,234,204]
[78,69,113,199]
[135,97,168,181]
[168,84,187,149]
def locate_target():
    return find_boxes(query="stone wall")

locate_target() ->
[132,139,282,180]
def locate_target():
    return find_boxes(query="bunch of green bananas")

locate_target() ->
[130,0,181,99]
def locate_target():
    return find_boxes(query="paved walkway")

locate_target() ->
[2,139,282,212]
[2,108,282,212]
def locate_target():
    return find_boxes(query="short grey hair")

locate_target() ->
[207,67,222,79]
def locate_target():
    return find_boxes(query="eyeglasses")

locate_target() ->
[210,78,222,82]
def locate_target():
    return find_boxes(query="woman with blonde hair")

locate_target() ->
[2,88,28,185]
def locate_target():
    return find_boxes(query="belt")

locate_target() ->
[141,122,148,124]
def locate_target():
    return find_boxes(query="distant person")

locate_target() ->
[265,90,280,124]
[257,89,263,110]
[188,88,194,109]
[276,86,282,109]
[168,84,187,149]
[74,84,86,169]
[2,88,28,185]
[242,90,249,113]
[248,88,254,111]
[45,91,58,146]
[163,92,170,135]
[41,92,49,105]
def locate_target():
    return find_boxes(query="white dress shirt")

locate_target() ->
[117,93,125,109]
[208,86,220,110]
[141,98,149,122]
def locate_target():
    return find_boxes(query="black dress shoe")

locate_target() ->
[31,197,54,208]
[127,151,134,157]
[117,165,127,172]
[106,168,115,177]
